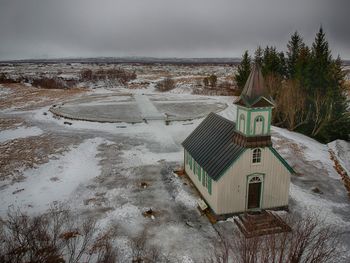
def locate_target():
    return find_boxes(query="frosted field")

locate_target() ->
[0,64,350,262]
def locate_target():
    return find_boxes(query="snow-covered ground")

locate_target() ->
[0,65,350,262]
[0,138,108,214]
[329,140,350,175]
[0,126,43,143]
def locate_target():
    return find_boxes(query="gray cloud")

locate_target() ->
[0,0,349,60]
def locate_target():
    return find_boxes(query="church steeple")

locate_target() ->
[236,64,274,108]
[234,64,274,143]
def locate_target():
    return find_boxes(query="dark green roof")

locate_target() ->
[182,113,245,181]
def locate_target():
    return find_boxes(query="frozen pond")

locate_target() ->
[50,93,227,123]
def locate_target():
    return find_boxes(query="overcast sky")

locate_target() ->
[0,0,349,60]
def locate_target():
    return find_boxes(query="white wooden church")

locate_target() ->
[182,64,294,215]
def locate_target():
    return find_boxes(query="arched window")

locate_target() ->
[239,114,245,133]
[249,176,262,183]
[252,148,262,163]
[254,115,264,135]
[256,116,263,122]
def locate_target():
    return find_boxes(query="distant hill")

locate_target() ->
[0,57,241,65]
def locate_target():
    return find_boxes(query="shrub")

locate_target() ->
[155,77,175,92]
[32,77,73,89]
[0,205,117,263]
[80,68,137,84]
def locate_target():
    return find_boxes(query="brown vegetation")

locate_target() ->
[155,77,175,92]
[211,213,341,263]
[0,84,85,110]
[0,204,117,263]
[0,132,82,183]
[32,77,76,89]
[80,68,136,85]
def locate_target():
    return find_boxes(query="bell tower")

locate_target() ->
[233,64,275,147]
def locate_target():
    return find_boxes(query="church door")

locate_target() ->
[247,176,262,209]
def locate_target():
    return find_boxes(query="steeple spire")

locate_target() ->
[235,64,274,108]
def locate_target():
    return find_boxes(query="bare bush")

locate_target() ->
[130,229,168,263]
[275,79,309,130]
[0,204,117,263]
[155,77,176,92]
[80,67,136,85]
[0,73,19,84]
[208,74,217,87]
[208,213,341,263]
[32,77,74,89]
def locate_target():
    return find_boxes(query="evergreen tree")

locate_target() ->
[254,46,263,66]
[306,27,350,141]
[261,46,285,76]
[321,56,350,141]
[294,45,311,89]
[235,50,251,91]
[309,27,332,93]
[286,32,304,78]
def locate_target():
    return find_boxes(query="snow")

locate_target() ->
[272,126,339,179]
[0,138,108,215]
[122,145,181,167]
[328,140,350,175]
[290,183,349,226]
[272,126,328,163]
[0,85,13,96]
[0,126,43,143]
[134,94,164,120]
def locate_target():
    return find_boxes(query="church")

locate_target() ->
[182,64,294,215]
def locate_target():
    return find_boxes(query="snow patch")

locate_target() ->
[0,137,108,215]
[290,183,349,226]
[0,126,43,143]
[0,85,13,96]
[328,140,350,175]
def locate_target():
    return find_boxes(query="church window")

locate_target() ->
[239,114,245,133]
[252,148,262,163]
[254,115,264,135]
[249,176,262,183]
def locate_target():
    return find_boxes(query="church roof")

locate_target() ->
[182,113,245,181]
[235,64,274,108]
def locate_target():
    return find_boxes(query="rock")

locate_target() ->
[186,221,195,228]
[311,186,323,194]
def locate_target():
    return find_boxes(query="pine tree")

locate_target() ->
[307,27,350,141]
[235,50,251,91]
[287,31,304,78]
[322,56,350,141]
[310,27,332,93]
[254,46,263,66]
[261,46,285,76]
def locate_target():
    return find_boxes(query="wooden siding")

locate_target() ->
[216,147,290,214]
[184,151,219,213]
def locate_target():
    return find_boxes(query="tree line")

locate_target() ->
[235,28,350,143]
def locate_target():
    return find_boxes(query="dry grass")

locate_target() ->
[0,83,86,110]
[0,117,23,130]
[0,134,82,183]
